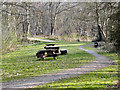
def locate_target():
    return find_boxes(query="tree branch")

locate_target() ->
[55,3,80,15]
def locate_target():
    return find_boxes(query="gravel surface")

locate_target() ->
[2,45,115,89]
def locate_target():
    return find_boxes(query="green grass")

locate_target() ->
[83,45,118,64]
[36,65,118,88]
[83,45,98,52]
[2,41,94,82]
[35,44,118,88]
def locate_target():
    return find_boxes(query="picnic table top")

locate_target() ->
[45,46,59,48]
[38,49,58,52]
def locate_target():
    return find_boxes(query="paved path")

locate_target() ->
[2,45,115,89]
[27,37,56,42]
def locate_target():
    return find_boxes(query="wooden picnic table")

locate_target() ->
[36,45,67,60]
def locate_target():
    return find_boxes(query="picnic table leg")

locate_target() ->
[53,56,56,60]
[40,55,44,60]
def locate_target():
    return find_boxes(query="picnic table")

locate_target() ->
[36,44,67,60]
[46,44,55,46]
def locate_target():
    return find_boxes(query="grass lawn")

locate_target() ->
[2,41,94,82]
[36,65,118,88]
[35,45,118,88]
[83,45,118,64]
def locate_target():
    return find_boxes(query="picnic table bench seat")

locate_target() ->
[36,49,60,60]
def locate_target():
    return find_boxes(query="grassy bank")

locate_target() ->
[2,41,94,82]
[35,45,118,88]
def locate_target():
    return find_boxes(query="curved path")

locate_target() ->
[2,45,115,89]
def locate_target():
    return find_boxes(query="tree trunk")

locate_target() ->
[50,14,55,36]
[78,33,80,42]
[22,21,28,42]
[27,7,30,38]
[118,2,120,86]
[78,29,82,42]
[96,3,101,41]
[21,3,29,42]
[51,24,54,36]
[96,3,106,42]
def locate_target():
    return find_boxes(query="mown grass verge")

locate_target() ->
[35,65,118,88]
[2,41,94,82]
[35,44,118,88]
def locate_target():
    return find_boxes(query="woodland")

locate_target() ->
[1,2,120,88]
[1,2,120,55]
